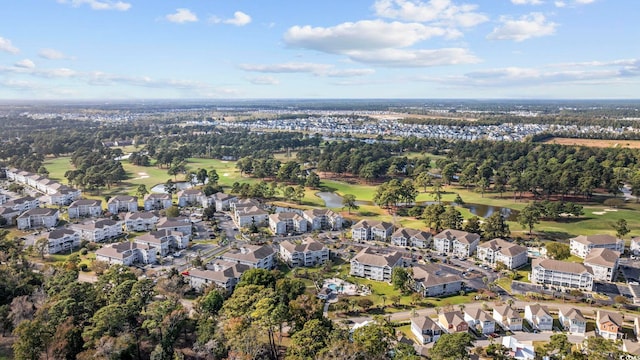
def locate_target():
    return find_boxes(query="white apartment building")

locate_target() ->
[17,208,59,230]
[269,212,308,235]
[70,218,124,242]
[584,248,620,282]
[570,234,624,258]
[391,228,432,248]
[530,258,594,291]
[124,211,159,232]
[156,217,192,236]
[107,195,138,214]
[184,260,250,292]
[95,241,157,266]
[279,237,329,267]
[350,247,404,282]
[143,193,173,211]
[177,189,206,207]
[433,229,480,257]
[45,228,80,254]
[302,208,343,231]
[477,238,528,269]
[68,199,102,219]
[351,220,394,242]
[221,244,275,269]
[134,229,189,257]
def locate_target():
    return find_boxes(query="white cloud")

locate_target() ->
[283,20,478,67]
[39,48,73,60]
[225,11,252,26]
[0,79,40,91]
[373,0,488,28]
[248,76,279,85]
[239,62,375,77]
[285,20,451,53]
[555,0,595,7]
[554,1,566,7]
[487,13,557,42]
[0,36,19,54]
[57,0,131,11]
[421,58,640,87]
[15,59,35,69]
[166,8,198,24]
[511,0,544,4]
[346,48,479,67]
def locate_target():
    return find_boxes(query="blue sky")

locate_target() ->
[0,0,638,100]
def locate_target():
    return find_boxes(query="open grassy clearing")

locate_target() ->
[43,155,640,238]
[542,137,640,149]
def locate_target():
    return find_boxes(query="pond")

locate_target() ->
[316,192,344,208]
[460,203,519,221]
[150,181,193,194]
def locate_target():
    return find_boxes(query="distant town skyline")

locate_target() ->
[0,0,638,100]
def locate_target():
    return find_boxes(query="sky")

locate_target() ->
[0,0,638,100]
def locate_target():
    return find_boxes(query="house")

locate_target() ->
[0,192,7,205]
[351,220,394,242]
[3,196,39,213]
[184,260,250,292]
[631,237,640,256]
[95,241,157,266]
[143,193,173,211]
[411,316,443,344]
[584,248,620,282]
[558,308,586,335]
[44,228,80,254]
[211,192,237,211]
[502,336,535,360]
[438,311,469,334]
[493,305,523,331]
[391,228,432,248]
[464,309,495,335]
[349,247,404,282]
[156,217,192,236]
[17,208,59,230]
[411,264,464,297]
[623,340,640,357]
[302,209,343,231]
[221,244,275,269]
[107,195,138,213]
[477,238,528,269]
[124,211,159,232]
[70,219,124,242]
[68,199,102,219]
[570,234,624,258]
[433,229,480,258]
[232,200,269,228]
[524,304,553,331]
[596,310,623,340]
[177,189,206,207]
[279,237,329,267]
[269,212,308,235]
[530,258,594,291]
[134,229,188,257]
[0,206,21,225]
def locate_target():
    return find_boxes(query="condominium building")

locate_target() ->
[584,248,620,282]
[530,258,594,291]
[570,234,624,258]
[477,238,528,269]
[433,229,480,258]
[279,237,329,267]
[350,247,404,282]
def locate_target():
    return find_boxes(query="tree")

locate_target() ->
[432,180,443,203]
[518,203,541,235]
[481,212,510,239]
[236,268,277,289]
[165,205,180,218]
[135,184,148,200]
[351,318,395,358]
[196,168,208,185]
[545,242,570,260]
[305,171,321,189]
[391,267,411,294]
[356,298,374,312]
[286,319,332,360]
[442,206,463,230]
[464,216,482,235]
[541,333,572,359]
[414,171,433,193]
[582,336,621,360]
[34,237,48,259]
[164,179,177,197]
[12,319,51,360]
[423,203,445,231]
[613,218,630,239]
[342,194,358,214]
[429,332,475,360]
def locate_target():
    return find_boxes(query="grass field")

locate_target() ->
[542,137,640,149]
[43,154,640,239]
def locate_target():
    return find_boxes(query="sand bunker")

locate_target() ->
[592,212,606,215]
[133,172,150,180]
[223,173,229,177]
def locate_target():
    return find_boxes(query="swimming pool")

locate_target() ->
[327,283,343,292]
